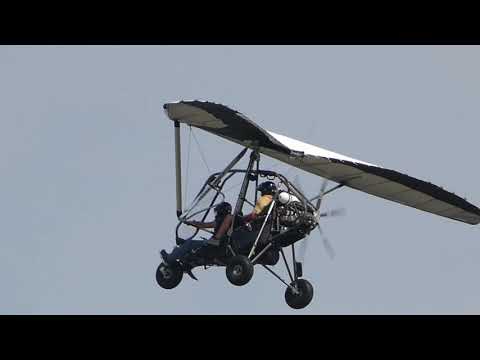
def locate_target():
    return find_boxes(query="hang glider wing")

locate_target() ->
[164,100,480,225]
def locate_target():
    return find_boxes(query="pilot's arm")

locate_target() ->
[242,210,258,223]
[184,220,215,229]
[242,195,272,223]
[213,214,233,239]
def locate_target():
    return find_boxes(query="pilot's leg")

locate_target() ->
[162,240,205,264]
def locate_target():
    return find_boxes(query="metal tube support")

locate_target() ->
[251,242,273,264]
[211,147,248,189]
[291,244,297,280]
[309,183,347,203]
[227,245,237,257]
[182,147,247,220]
[323,183,345,196]
[226,149,257,240]
[174,121,182,218]
[234,150,258,216]
[280,248,294,283]
[261,265,299,294]
[248,200,275,259]
[254,155,259,205]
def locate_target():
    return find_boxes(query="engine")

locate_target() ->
[276,191,317,230]
[277,202,302,226]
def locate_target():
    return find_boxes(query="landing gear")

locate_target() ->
[226,255,254,286]
[156,263,183,289]
[284,279,314,309]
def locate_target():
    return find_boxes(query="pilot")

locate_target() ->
[231,181,277,252]
[160,202,233,265]
[242,181,277,225]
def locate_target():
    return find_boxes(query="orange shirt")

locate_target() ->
[254,195,273,215]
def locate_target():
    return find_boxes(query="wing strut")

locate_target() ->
[309,183,346,202]
[174,121,182,218]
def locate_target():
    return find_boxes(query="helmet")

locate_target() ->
[257,181,277,195]
[214,202,232,216]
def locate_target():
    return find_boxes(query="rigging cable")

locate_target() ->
[224,180,243,194]
[183,125,192,209]
[191,128,211,173]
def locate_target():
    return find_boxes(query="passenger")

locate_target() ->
[160,202,233,265]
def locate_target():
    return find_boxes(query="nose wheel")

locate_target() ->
[284,279,314,309]
[156,263,183,289]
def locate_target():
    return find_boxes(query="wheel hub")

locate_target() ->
[160,265,172,279]
[290,284,301,296]
[233,265,243,276]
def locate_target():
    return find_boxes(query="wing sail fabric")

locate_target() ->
[164,100,480,225]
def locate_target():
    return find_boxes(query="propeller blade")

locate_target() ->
[319,208,346,218]
[318,225,336,260]
[294,176,339,262]
[293,175,308,211]
[315,178,329,211]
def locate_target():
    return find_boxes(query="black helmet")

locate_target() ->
[257,181,277,195]
[214,202,232,216]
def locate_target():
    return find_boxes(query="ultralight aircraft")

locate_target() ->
[156,100,480,309]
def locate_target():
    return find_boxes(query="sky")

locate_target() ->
[1,45,479,314]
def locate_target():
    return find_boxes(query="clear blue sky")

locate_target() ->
[1,45,479,314]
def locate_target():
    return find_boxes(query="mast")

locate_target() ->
[174,120,182,218]
[234,150,259,216]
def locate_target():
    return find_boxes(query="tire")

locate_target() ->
[284,279,314,309]
[156,263,183,289]
[226,255,254,286]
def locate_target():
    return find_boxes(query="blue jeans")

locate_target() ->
[166,239,207,264]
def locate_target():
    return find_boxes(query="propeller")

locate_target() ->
[317,224,336,259]
[314,178,337,260]
[293,175,309,262]
[292,176,344,262]
[319,208,346,218]
[293,175,308,212]
[315,177,329,212]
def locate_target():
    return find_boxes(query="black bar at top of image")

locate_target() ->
[2,10,480,45]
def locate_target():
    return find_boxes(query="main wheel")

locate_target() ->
[226,255,254,286]
[156,263,183,289]
[284,279,314,309]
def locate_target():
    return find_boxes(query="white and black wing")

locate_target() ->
[164,100,480,225]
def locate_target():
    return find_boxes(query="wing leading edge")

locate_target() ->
[164,100,480,225]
